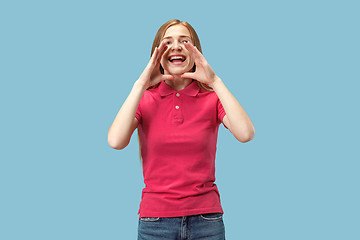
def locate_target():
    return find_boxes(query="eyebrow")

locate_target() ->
[163,35,191,39]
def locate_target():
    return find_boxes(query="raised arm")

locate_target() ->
[210,76,255,143]
[181,42,255,143]
[108,41,173,149]
[107,82,144,150]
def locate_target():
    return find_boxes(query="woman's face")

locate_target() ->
[160,24,195,76]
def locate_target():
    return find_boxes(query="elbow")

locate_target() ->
[107,136,129,150]
[108,143,126,150]
[236,135,252,143]
[234,127,255,143]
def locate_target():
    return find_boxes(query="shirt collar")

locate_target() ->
[158,80,200,97]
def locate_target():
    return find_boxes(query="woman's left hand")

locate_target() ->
[182,42,255,143]
[180,42,218,86]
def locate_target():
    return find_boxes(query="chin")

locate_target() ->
[163,63,194,76]
[167,68,188,75]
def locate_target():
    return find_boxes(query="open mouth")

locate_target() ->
[168,55,186,65]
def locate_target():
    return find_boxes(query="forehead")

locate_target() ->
[163,24,191,39]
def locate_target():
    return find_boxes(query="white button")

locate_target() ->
[176,93,180,97]
[175,106,179,109]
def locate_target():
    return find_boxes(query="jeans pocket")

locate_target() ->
[200,212,223,221]
[139,217,160,222]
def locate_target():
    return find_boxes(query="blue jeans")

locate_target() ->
[137,213,225,240]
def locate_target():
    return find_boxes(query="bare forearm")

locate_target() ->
[210,76,255,142]
[108,41,173,149]
[107,81,146,149]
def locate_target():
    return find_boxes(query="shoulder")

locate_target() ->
[141,88,160,103]
[198,89,220,101]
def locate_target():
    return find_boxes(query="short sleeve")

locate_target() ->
[217,99,227,128]
[135,100,142,123]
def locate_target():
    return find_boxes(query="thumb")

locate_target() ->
[181,72,196,79]
[162,74,175,81]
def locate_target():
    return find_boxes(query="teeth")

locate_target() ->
[170,56,184,61]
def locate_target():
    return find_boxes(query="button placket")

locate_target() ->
[173,92,183,123]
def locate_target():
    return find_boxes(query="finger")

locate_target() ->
[158,40,168,55]
[154,41,168,63]
[157,44,171,66]
[159,39,167,51]
[184,42,205,62]
[151,73,173,87]
[147,47,163,75]
[160,42,171,59]
[181,72,196,80]
[150,47,159,65]
[188,44,205,61]
[161,74,175,81]
[162,43,170,56]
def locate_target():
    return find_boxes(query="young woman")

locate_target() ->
[108,19,255,240]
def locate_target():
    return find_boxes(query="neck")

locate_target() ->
[165,76,193,91]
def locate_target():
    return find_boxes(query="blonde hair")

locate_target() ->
[139,20,211,166]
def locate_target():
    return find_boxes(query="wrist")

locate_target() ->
[209,75,222,88]
[134,79,148,92]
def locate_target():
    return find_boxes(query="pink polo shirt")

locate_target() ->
[135,80,226,218]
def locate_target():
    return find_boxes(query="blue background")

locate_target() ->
[1,0,359,239]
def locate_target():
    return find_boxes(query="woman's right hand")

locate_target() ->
[137,40,174,89]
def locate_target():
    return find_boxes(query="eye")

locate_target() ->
[181,40,189,44]
[166,40,172,45]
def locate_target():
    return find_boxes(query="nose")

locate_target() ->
[171,41,182,51]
